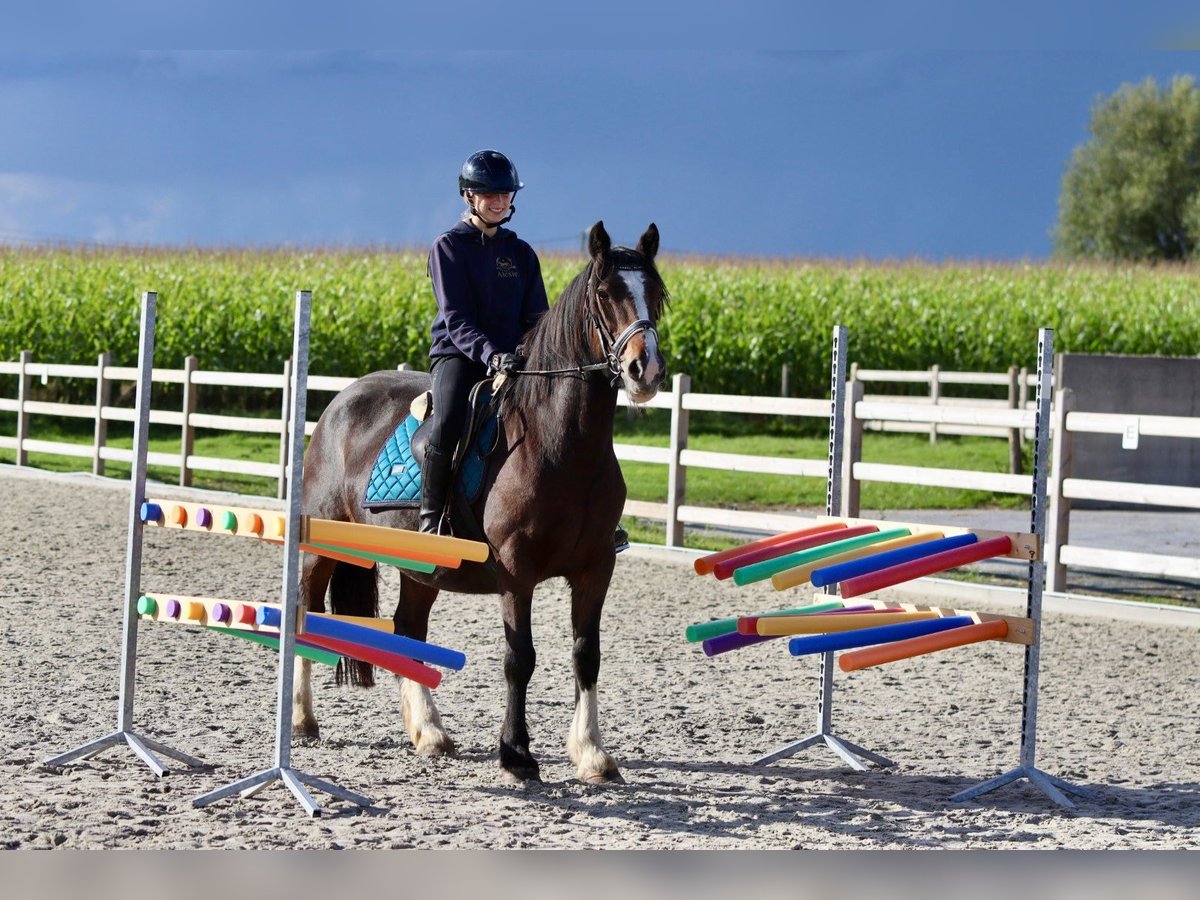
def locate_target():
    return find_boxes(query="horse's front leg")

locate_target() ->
[567,566,622,784]
[394,576,454,756]
[499,589,539,783]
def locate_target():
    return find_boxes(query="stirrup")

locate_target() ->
[614,525,630,554]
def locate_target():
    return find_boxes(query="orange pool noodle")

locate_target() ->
[838,619,1010,671]
[169,505,188,526]
[693,522,847,575]
[243,512,264,535]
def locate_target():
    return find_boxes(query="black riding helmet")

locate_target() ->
[458,149,523,196]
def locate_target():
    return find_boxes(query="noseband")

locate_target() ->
[516,261,658,387]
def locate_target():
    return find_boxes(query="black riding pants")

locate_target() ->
[428,354,488,455]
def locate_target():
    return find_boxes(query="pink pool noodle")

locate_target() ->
[839,535,1014,599]
[711,525,880,580]
[693,522,847,575]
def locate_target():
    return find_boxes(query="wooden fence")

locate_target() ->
[2,353,1197,594]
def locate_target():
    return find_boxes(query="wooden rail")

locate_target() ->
[3,354,1198,594]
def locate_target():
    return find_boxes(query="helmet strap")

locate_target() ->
[468,199,516,229]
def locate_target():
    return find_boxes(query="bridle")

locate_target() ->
[515,261,658,387]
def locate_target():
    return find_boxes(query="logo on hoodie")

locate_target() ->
[496,257,518,278]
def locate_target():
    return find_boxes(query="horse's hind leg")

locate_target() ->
[293,552,335,740]
[567,567,622,784]
[394,576,454,756]
[499,589,540,783]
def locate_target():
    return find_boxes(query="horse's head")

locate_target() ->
[586,220,668,403]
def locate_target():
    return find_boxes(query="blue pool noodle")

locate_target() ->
[809,533,979,587]
[257,607,466,670]
[788,616,975,657]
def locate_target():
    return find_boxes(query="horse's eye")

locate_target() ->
[596,289,609,301]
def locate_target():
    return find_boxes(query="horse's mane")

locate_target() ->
[508,248,668,412]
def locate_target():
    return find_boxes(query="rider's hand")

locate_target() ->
[489,352,523,375]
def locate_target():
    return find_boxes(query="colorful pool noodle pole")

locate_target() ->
[787,616,975,657]
[838,535,1014,600]
[206,626,342,667]
[692,522,848,576]
[838,619,1010,672]
[295,633,442,688]
[139,500,484,572]
[770,531,947,591]
[809,533,979,588]
[735,604,908,635]
[685,600,845,643]
[732,527,900,586]
[256,606,466,670]
[704,605,881,656]
[709,525,867,581]
[756,610,942,637]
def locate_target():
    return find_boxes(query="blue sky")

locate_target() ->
[0,51,1195,260]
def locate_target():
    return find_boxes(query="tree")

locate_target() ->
[1054,75,1200,262]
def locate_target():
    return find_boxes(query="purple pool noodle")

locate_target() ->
[702,631,781,656]
[197,507,213,528]
[210,602,231,624]
[165,599,182,619]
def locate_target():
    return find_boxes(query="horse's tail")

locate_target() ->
[328,561,379,688]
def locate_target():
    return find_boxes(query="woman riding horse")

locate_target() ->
[296,212,668,784]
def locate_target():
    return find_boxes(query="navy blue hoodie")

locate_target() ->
[427,220,549,365]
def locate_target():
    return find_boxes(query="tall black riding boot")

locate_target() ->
[418,445,453,535]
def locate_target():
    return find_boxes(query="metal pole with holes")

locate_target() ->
[951,329,1093,808]
[44,292,204,776]
[193,291,373,817]
[754,325,894,770]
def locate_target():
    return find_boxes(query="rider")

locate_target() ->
[422,149,546,535]
[421,149,630,551]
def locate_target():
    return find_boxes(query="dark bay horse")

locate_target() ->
[296,221,668,784]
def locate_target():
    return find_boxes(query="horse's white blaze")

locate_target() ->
[620,270,662,386]
[568,685,614,778]
[399,675,453,755]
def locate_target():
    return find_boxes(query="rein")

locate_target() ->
[514,262,657,387]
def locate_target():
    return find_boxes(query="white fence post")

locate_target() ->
[841,378,864,518]
[92,351,111,476]
[1045,387,1074,594]
[1007,365,1022,475]
[928,364,940,444]
[278,358,293,500]
[180,355,198,487]
[15,350,32,467]
[665,373,690,547]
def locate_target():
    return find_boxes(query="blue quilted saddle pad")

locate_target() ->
[363,414,498,510]
[363,414,422,508]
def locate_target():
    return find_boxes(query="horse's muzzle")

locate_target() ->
[621,329,666,403]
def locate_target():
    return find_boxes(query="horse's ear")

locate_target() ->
[588,221,611,261]
[636,223,659,260]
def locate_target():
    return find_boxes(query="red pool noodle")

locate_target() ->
[693,522,847,576]
[297,633,442,689]
[711,525,880,581]
[839,535,1014,599]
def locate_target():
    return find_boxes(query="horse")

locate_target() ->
[295,221,668,784]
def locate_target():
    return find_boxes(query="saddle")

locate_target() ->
[362,378,502,516]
